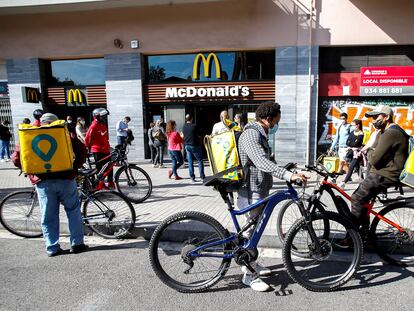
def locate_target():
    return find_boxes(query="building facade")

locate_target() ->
[0,0,413,163]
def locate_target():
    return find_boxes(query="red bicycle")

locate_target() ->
[277,163,414,266]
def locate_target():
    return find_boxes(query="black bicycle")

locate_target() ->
[0,169,136,239]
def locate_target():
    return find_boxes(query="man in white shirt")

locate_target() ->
[211,110,229,135]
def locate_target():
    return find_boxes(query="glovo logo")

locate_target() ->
[192,53,222,80]
[67,89,84,105]
[27,89,39,102]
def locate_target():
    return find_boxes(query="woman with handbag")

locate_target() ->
[339,119,364,188]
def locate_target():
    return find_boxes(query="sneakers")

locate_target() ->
[153,164,158,168]
[0,159,5,162]
[241,263,272,276]
[47,248,64,257]
[5,158,10,162]
[106,182,116,190]
[191,178,196,183]
[70,244,88,254]
[242,273,271,292]
[168,169,173,179]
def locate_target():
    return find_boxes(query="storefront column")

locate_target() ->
[6,58,43,142]
[105,53,144,161]
[274,46,319,165]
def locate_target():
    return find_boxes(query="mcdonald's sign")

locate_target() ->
[67,88,86,106]
[22,87,40,103]
[192,53,222,80]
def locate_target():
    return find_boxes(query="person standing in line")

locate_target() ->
[182,114,205,182]
[0,119,12,162]
[234,113,246,131]
[166,120,184,180]
[211,110,230,135]
[339,119,365,188]
[116,116,131,146]
[151,119,167,168]
[13,113,88,257]
[237,101,308,291]
[84,108,114,190]
[147,122,156,164]
[66,115,76,134]
[75,117,88,144]
[32,109,44,127]
[329,112,352,173]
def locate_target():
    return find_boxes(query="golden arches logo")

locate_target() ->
[192,53,222,80]
[67,89,84,104]
[27,89,39,102]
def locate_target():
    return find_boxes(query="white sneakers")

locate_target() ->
[241,262,272,292]
[0,159,10,162]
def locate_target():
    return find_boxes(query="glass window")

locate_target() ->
[146,51,274,83]
[46,58,105,86]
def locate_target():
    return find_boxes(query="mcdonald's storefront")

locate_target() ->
[143,50,276,157]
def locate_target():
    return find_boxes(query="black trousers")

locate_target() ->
[351,173,395,219]
[93,152,113,183]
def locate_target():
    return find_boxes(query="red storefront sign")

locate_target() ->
[318,72,360,96]
[360,66,414,96]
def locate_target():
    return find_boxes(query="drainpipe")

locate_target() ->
[306,0,315,165]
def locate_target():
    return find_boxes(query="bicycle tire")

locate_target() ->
[0,190,43,238]
[283,211,363,292]
[115,165,152,203]
[149,211,232,293]
[277,199,330,257]
[83,190,136,239]
[370,202,414,267]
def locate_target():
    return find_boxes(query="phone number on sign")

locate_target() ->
[363,87,403,94]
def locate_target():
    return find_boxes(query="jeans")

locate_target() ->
[185,145,205,180]
[169,150,183,177]
[35,179,84,254]
[148,144,156,163]
[0,139,10,159]
[154,141,165,166]
[117,136,127,145]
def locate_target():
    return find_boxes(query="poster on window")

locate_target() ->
[317,98,414,154]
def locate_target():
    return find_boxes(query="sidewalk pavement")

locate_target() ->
[0,160,412,248]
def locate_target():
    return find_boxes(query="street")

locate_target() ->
[1,233,413,311]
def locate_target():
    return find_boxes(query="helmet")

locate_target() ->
[92,108,109,120]
[33,109,44,120]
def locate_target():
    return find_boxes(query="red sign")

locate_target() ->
[360,66,414,86]
[318,73,360,96]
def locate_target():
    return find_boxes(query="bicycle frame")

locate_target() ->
[188,185,300,259]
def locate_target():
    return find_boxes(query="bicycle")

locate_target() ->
[87,144,152,204]
[277,163,414,267]
[149,165,362,292]
[0,168,136,239]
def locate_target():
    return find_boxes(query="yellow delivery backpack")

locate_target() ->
[400,136,414,189]
[323,156,340,173]
[204,130,242,181]
[18,120,74,174]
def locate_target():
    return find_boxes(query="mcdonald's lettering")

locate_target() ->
[193,53,222,80]
[67,89,85,105]
[22,87,40,103]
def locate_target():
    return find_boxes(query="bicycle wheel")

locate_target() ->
[283,211,362,292]
[115,165,152,203]
[277,199,329,257]
[149,211,232,293]
[83,190,136,239]
[0,190,43,238]
[370,202,414,267]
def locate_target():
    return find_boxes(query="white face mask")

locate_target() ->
[67,120,73,124]
[80,120,85,125]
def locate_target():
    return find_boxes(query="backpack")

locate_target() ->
[153,129,166,141]
[400,135,414,188]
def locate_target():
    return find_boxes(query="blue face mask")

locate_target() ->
[269,123,279,135]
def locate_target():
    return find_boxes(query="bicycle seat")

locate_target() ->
[78,168,97,177]
[203,175,240,192]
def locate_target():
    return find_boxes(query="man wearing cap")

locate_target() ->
[13,113,88,257]
[350,106,409,228]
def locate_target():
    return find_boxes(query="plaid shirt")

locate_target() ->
[238,122,293,198]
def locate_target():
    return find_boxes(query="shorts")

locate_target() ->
[338,147,348,161]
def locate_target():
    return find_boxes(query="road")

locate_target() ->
[0,233,413,311]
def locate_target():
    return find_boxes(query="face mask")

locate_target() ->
[80,120,85,125]
[269,123,279,135]
[372,118,384,129]
[67,120,72,124]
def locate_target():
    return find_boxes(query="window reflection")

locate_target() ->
[146,51,274,83]
[47,58,105,86]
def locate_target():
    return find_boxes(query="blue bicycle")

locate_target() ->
[149,166,363,292]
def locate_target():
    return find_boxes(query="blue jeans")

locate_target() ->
[0,139,10,159]
[35,179,84,254]
[117,136,127,145]
[168,150,183,177]
[185,145,205,180]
